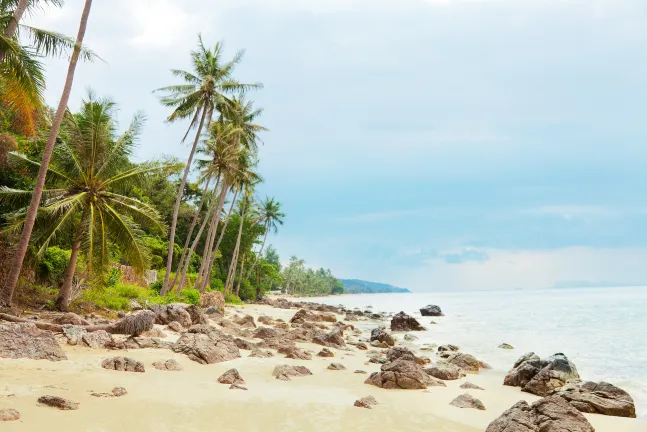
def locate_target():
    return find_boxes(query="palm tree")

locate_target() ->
[0,93,168,310]
[0,0,93,307]
[244,197,284,280]
[155,35,262,295]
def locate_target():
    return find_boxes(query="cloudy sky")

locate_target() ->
[29,0,647,291]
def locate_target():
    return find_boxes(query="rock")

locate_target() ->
[353,342,368,350]
[317,348,334,358]
[112,387,128,397]
[185,305,208,326]
[229,384,248,390]
[233,338,255,350]
[385,346,428,366]
[121,336,171,349]
[364,358,437,390]
[0,322,67,361]
[441,352,489,374]
[420,343,438,352]
[425,363,466,380]
[101,356,145,372]
[142,327,167,338]
[204,306,222,316]
[522,353,579,396]
[258,316,273,325]
[370,326,395,347]
[200,291,225,314]
[420,305,444,317]
[450,393,486,410]
[272,364,313,381]
[274,322,290,330]
[217,368,245,385]
[129,300,143,310]
[485,396,595,432]
[53,312,90,326]
[249,348,273,358]
[171,325,240,364]
[312,327,346,349]
[354,395,379,409]
[552,380,636,418]
[149,304,192,327]
[403,334,418,341]
[152,359,183,371]
[328,362,346,370]
[438,344,460,352]
[166,321,183,332]
[370,340,389,349]
[390,311,426,332]
[504,352,547,388]
[460,381,484,390]
[234,314,256,329]
[37,395,79,410]
[0,409,20,421]
[279,345,312,360]
[61,325,87,345]
[81,330,113,349]
[253,326,278,340]
[499,343,514,349]
[355,370,368,374]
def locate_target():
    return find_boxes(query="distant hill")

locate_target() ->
[340,279,411,294]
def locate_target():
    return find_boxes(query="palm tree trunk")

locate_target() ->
[194,183,229,291]
[0,0,93,307]
[235,252,246,297]
[55,220,85,311]
[3,0,28,37]
[160,106,208,295]
[225,241,239,295]
[245,229,268,280]
[225,198,246,294]
[169,175,213,290]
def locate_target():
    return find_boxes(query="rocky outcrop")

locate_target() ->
[370,326,395,347]
[365,358,437,390]
[460,381,484,390]
[552,381,636,418]
[217,368,245,385]
[504,353,579,396]
[171,325,239,364]
[0,409,20,421]
[101,356,145,372]
[425,362,466,380]
[185,305,208,326]
[439,352,490,373]
[420,305,443,317]
[53,312,90,326]
[273,364,313,381]
[312,327,345,349]
[149,304,192,328]
[354,395,379,409]
[390,311,426,332]
[152,359,183,371]
[450,393,485,410]
[199,291,225,314]
[485,396,595,432]
[0,322,66,361]
[327,362,346,370]
[290,309,336,324]
[37,395,79,410]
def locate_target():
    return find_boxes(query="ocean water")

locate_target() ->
[308,286,647,419]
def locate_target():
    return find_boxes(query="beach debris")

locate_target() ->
[234,314,256,329]
[229,384,248,390]
[53,312,90,326]
[37,395,79,410]
[354,396,379,409]
[486,396,594,432]
[498,343,514,349]
[101,356,145,372]
[327,362,346,370]
[171,324,240,364]
[450,393,486,410]
[0,409,20,421]
[152,359,183,371]
[217,368,245,385]
[504,352,579,396]
[272,364,313,381]
[425,363,466,380]
[364,358,438,390]
[370,326,395,347]
[439,352,490,374]
[166,321,183,332]
[199,291,225,314]
[312,327,346,349]
[438,344,460,352]
[552,380,636,418]
[0,322,67,361]
[317,348,334,357]
[390,311,426,332]
[419,305,444,317]
[460,381,484,390]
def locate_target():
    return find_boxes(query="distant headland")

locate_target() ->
[340,279,411,294]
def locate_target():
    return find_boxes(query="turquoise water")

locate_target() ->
[309,286,647,419]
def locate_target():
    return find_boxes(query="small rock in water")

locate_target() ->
[327,363,346,371]
[498,343,514,349]
[38,395,79,410]
[450,393,486,410]
[0,408,20,421]
[354,395,379,409]
[460,381,484,390]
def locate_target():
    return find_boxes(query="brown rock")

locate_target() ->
[253,326,278,340]
[152,359,183,371]
[234,338,256,350]
[522,354,579,396]
[234,314,256,329]
[273,364,313,381]
[312,327,346,349]
[499,343,514,349]
[257,316,273,325]
[425,362,466,380]
[142,327,167,338]
[0,322,66,361]
[328,362,346,370]
[317,348,334,358]
[112,387,128,397]
[553,380,636,418]
[441,352,489,374]
[438,344,460,352]
[460,381,484,390]
[101,356,145,372]
[37,395,79,410]
[185,305,208,326]
[355,370,368,374]
[149,304,192,327]
[217,368,245,385]
[249,348,274,358]
[81,330,113,349]
[504,352,547,388]
[229,384,248,390]
[199,291,225,314]
[53,312,90,326]
[0,409,20,421]
[354,395,379,409]
[364,358,437,390]
[390,311,426,332]
[279,345,312,360]
[450,393,486,410]
[166,321,183,332]
[370,326,395,347]
[171,325,240,364]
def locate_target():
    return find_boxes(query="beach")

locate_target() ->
[1,300,645,432]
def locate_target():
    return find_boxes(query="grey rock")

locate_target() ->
[171,325,240,364]
[273,364,313,381]
[450,393,485,410]
[0,322,66,361]
[425,362,466,380]
[460,381,484,390]
[354,395,379,409]
[420,305,444,317]
[553,380,636,418]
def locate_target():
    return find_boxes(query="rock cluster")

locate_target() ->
[552,380,636,418]
[504,352,579,396]
[312,327,345,349]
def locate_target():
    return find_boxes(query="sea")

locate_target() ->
[307,286,647,419]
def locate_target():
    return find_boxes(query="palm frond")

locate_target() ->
[17,25,100,62]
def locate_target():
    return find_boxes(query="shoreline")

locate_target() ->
[1,301,644,431]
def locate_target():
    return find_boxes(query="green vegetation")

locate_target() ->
[282,256,344,297]
[340,279,411,294]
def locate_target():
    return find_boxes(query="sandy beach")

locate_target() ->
[1,302,644,432]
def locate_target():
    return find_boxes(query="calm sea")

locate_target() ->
[308,286,647,419]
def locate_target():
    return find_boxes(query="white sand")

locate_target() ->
[0,303,644,431]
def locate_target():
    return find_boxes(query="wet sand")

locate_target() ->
[0,303,644,432]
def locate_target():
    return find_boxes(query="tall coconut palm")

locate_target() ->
[155,36,262,296]
[0,94,168,310]
[1,0,93,307]
[244,197,284,280]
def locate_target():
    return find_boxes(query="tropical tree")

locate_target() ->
[155,35,261,295]
[244,197,284,280]
[0,93,169,310]
[0,0,94,307]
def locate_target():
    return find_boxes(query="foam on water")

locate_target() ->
[309,286,647,419]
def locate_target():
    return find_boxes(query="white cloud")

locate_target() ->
[127,0,199,50]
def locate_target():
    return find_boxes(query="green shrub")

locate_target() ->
[208,278,224,292]
[150,280,162,293]
[38,246,70,283]
[181,288,200,305]
[105,268,122,287]
[225,293,243,305]
[237,280,256,302]
[114,283,141,299]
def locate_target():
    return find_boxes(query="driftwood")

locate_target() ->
[0,310,155,336]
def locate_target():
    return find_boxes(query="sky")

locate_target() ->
[28,0,647,291]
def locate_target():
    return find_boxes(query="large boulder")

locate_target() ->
[552,381,636,418]
[440,352,490,374]
[505,353,579,396]
[390,311,426,332]
[185,305,208,326]
[364,358,436,390]
[199,291,225,314]
[425,362,466,380]
[171,325,240,364]
[370,326,395,347]
[504,352,547,387]
[0,322,66,361]
[312,327,345,349]
[149,304,192,328]
[420,305,444,317]
[81,330,113,349]
[450,393,485,410]
[485,396,595,432]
